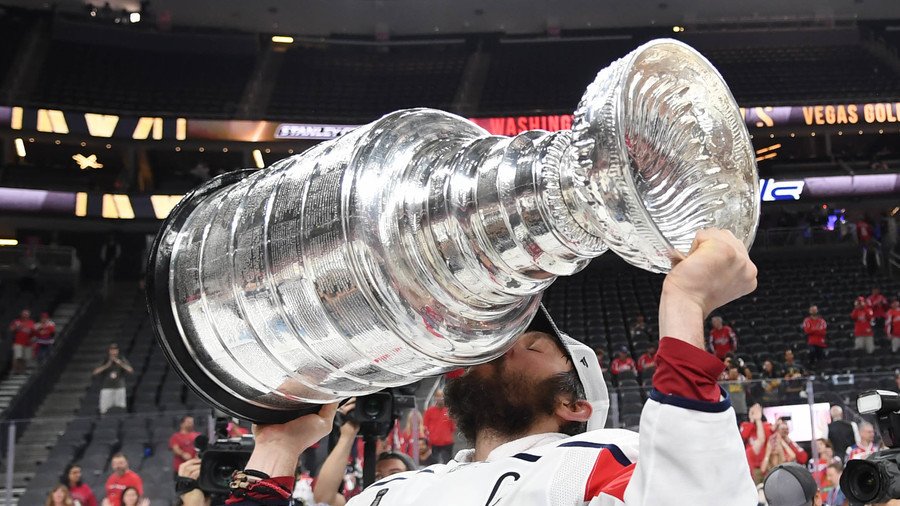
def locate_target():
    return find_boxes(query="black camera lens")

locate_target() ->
[843,460,881,504]
[362,396,384,419]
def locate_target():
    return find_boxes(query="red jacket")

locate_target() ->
[69,483,98,506]
[867,294,888,318]
[105,470,143,506]
[708,326,737,359]
[852,307,874,337]
[8,318,34,346]
[803,316,827,347]
[610,357,637,375]
[739,421,773,469]
[423,406,455,447]
[887,308,900,337]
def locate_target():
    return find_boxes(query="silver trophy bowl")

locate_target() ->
[147,38,759,422]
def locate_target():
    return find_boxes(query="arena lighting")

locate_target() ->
[271,35,294,44]
[13,138,26,158]
[755,143,781,155]
[0,239,18,246]
[252,149,265,168]
[672,26,684,32]
[73,154,104,170]
[129,12,140,23]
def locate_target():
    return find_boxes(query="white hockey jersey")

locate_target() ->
[348,391,757,506]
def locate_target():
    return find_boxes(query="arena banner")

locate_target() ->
[1,176,895,221]
[4,101,900,143]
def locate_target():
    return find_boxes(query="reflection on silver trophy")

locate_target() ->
[146,38,760,422]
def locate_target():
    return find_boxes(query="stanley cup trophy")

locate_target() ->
[147,39,759,423]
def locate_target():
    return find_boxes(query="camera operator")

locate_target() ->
[312,399,416,505]
[175,458,210,506]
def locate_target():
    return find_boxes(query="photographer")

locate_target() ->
[225,229,759,505]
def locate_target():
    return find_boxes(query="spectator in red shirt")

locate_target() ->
[103,453,143,506]
[63,463,98,506]
[636,345,657,373]
[867,287,889,339]
[34,312,56,365]
[739,403,773,484]
[852,296,875,354]
[887,298,900,353]
[707,316,737,360]
[422,389,455,465]
[169,416,200,476]
[610,347,637,376]
[761,417,809,474]
[8,309,34,375]
[803,305,827,367]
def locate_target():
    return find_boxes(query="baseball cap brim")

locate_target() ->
[526,304,610,431]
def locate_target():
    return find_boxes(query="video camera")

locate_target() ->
[335,387,417,438]
[841,390,900,505]
[195,417,254,498]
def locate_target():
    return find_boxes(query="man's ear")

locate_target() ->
[556,399,592,423]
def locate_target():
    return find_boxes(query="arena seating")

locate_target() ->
[28,39,255,117]
[478,37,641,115]
[0,11,31,93]
[543,248,900,429]
[17,286,206,506]
[266,42,470,121]
[704,44,900,105]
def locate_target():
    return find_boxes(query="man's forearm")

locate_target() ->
[244,443,303,478]
[313,434,356,504]
[658,284,706,351]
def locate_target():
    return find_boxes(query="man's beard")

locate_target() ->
[444,356,562,444]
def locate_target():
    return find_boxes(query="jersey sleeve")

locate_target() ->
[621,338,758,506]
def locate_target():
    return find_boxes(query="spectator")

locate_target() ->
[62,463,98,506]
[886,298,900,353]
[170,416,200,478]
[782,350,804,378]
[34,312,56,365]
[374,452,415,481]
[708,316,737,360]
[761,360,781,379]
[761,418,809,474]
[722,365,748,422]
[119,487,149,506]
[103,454,143,506]
[46,484,75,506]
[739,403,772,484]
[91,344,133,414]
[824,461,848,506]
[803,305,828,367]
[8,309,34,375]
[422,389,455,464]
[312,399,365,505]
[609,346,637,376]
[636,344,657,373]
[846,422,879,461]
[826,406,858,463]
[851,297,875,354]
[593,346,607,373]
[629,314,648,340]
[810,439,840,491]
[868,288,889,339]
[292,463,316,506]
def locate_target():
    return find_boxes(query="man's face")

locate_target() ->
[181,417,194,432]
[433,390,444,408]
[861,425,875,443]
[374,457,407,481]
[712,317,723,329]
[109,346,119,359]
[826,467,840,486]
[20,310,29,319]
[727,368,738,380]
[777,421,790,437]
[873,288,881,296]
[444,331,575,442]
[785,350,794,362]
[891,300,899,310]
[809,306,818,316]
[111,456,128,475]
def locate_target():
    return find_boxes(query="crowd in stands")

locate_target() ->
[6,307,56,375]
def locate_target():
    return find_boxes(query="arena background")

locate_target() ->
[0,0,899,504]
